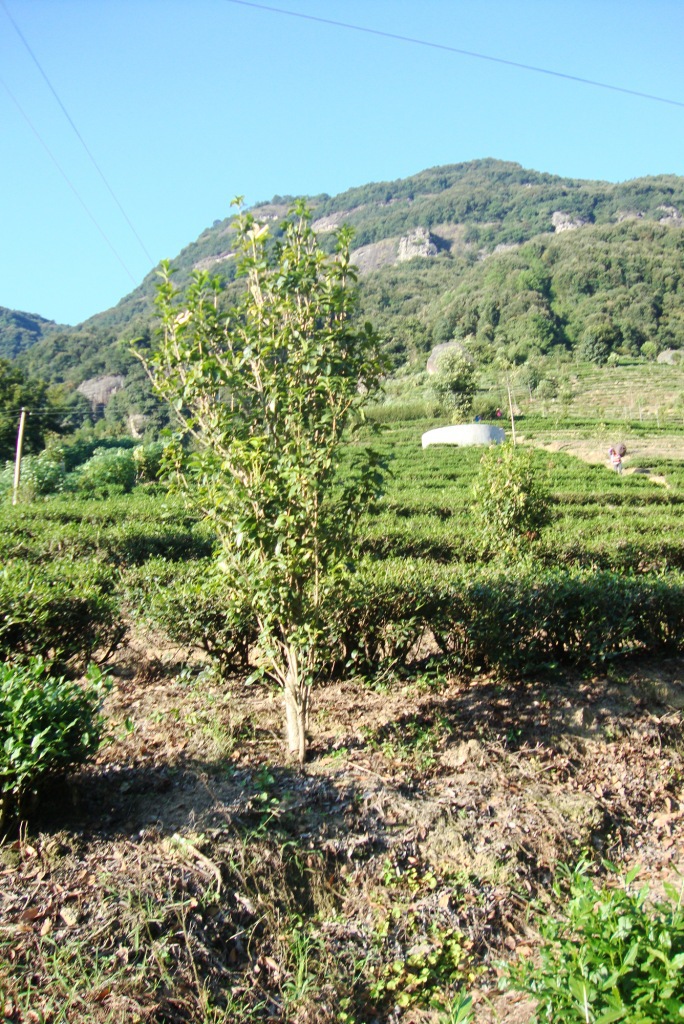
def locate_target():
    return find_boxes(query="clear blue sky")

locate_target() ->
[2,0,683,326]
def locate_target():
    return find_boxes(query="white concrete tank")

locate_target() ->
[421,424,505,449]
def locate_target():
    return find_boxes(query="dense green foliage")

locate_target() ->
[0,359,90,462]
[472,442,551,556]
[505,864,684,1022]
[125,558,255,672]
[0,558,123,667]
[430,349,476,419]
[0,307,64,360]
[0,658,107,821]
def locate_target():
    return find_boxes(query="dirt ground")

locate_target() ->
[534,433,684,474]
[2,636,683,1023]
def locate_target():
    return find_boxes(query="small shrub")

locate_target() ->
[430,350,476,421]
[472,443,551,557]
[132,442,166,483]
[0,558,123,667]
[124,558,256,672]
[74,447,136,495]
[321,559,448,679]
[0,450,66,501]
[0,658,108,822]
[504,862,684,1022]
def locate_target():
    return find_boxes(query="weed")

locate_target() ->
[370,923,476,1010]
[504,860,684,1022]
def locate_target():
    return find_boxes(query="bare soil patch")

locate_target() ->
[535,433,684,473]
[2,642,683,1023]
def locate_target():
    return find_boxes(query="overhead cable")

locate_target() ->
[1,0,155,265]
[224,0,684,109]
[0,74,138,286]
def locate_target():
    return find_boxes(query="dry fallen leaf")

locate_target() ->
[59,907,78,928]
[18,907,42,923]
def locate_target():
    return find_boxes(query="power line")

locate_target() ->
[1,0,155,265]
[0,74,139,287]
[224,0,684,110]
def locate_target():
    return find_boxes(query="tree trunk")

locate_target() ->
[283,644,308,764]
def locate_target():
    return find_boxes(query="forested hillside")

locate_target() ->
[0,307,66,360]
[4,158,684,433]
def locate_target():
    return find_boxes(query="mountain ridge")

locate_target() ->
[4,158,684,431]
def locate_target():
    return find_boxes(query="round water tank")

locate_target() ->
[421,424,506,449]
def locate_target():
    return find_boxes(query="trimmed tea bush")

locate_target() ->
[505,863,684,1022]
[0,558,123,667]
[433,566,684,676]
[0,658,108,822]
[321,559,448,678]
[73,447,136,495]
[125,558,256,672]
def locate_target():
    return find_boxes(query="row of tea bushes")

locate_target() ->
[0,493,216,567]
[124,557,684,680]
[326,561,684,678]
[124,558,256,673]
[0,558,123,669]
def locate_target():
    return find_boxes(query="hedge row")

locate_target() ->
[0,559,124,668]
[124,559,684,679]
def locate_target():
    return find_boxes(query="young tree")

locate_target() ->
[430,348,476,420]
[472,442,551,558]
[142,201,385,762]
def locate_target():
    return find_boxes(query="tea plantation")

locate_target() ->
[1,414,684,1023]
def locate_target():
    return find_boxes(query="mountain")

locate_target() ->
[0,307,67,360]
[5,159,684,429]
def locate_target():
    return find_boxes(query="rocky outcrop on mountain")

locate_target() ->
[657,348,683,365]
[193,251,235,272]
[657,205,682,225]
[397,226,438,262]
[77,374,125,410]
[312,207,364,233]
[350,237,399,275]
[426,341,474,374]
[552,211,590,233]
[350,226,440,275]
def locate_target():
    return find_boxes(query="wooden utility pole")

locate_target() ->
[12,407,27,506]
[505,373,517,447]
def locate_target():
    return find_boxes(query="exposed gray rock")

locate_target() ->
[397,226,438,262]
[350,237,399,275]
[193,250,235,272]
[426,341,474,375]
[552,211,590,233]
[128,413,146,438]
[657,205,682,225]
[77,374,125,409]
[657,348,683,365]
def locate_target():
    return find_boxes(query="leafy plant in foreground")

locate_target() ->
[142,200,385,762]
[0,658,108,822]
[504,862,684,1022]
